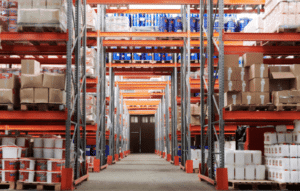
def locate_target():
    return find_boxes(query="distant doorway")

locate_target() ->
[130,115,155,153]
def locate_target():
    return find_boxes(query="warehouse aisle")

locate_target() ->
[77,154,215,191]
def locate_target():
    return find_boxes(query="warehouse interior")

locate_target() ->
[0,0,300,190]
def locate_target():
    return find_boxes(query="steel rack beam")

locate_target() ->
[223,32,300,41]
[0,32,68,41]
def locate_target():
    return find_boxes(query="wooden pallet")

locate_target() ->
[86,121,96,125]
[0,181,15,190]
[228,180,274,190]
[0,104,14,111]
[277,25,300,33]
[20,104,65,111]
[225,103,275,111]
[161,60,173,63]
[132,60,152,64]
[16,181,61,191]
[88,167,94,172]
[193,168,199,173]
[273,182,300,190]
[17,24,66,33]
[112,60,131,63]
[275,103,300,111]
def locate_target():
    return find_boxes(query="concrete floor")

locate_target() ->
[77,154,216,191]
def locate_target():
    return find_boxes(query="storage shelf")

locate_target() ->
[0,110,67,121]
[0,32,68,41]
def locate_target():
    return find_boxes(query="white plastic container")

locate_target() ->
[191,150,198,160]
[251,151,262,165]
[270,145,274,157]
[226,165,234,180]
[277,132,286,144]
[255,165,265,180]
[244,151,252,165]
[43,148,54,159]
[298,158,300,171]
[294,120,300,132]
[16,137,29,147]
[275,170,279,182]
[291,171,299,183]
[278,144,290,157]
[19,158,35,170]
[268,158,273,168]
[54,149,65,160]
[54,139,66,148]
[44,138,55,148]
[290,144,298,158]
[264,145,269,157]
[293,131,300,144]
[235,166,245,180]
[225,150,234,165]
[278,158,290,170]
[274,145,279,157]
[235,151,245,166]
[276,125,287,132]
[33,148,43,158]
[245,165,255,180]
[2,146,20,158]
[264,132,277,145]
[290,158,298,171]
[2,137,16,146]
[268,169,272,180]
[47,171,61,183]
[285,132,293,144]
[192,159,200,169]
[278,170,290,183]
[34,138,43,148]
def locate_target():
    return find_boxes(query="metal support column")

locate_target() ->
[165,83,170,158]
[109,55,115,161]
[116,86,120,157]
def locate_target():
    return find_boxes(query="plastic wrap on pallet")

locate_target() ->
[86,4,96,30]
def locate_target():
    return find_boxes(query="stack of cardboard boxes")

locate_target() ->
[225,53,270,107]
[20,60,66,106]
[85,94,96,124]
[86,48,96,78]
[0,73,20,109]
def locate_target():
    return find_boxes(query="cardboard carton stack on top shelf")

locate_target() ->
[264,125,300,183]
[20,60,66,109]
[0,73,20,110]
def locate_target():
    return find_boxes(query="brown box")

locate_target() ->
[241,92,256,105]
[224,67,241,81]
[238,81,249,92]
[270,79,291,91]
[190,115,200,125]
[249,78,270,92]
[236,81,243,92]
[241,67,249,81]
[191,103,201,115]
[288,90,300,103]
[32,0,46,8]
[43,73,66,90]
[224,55,239,67]
[49,89,66,104]
[272,91,289,105]
[34,88,48,103]
[243,53,263,67]
[21,60,41,75]
[224,81,237,92]
[21,74,43,88]
[0,89,15,104]
[291,76,300,90]
[290,65,300,77]
[0,74,19,89]
[255,92,270,105]
[224,92,242,107]
[269,66,290,78]
[249,64,268,80]
[20,88,34,103]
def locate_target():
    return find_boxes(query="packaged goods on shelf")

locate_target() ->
[17,0,67,32]
[86,5,96,31]
[43,73,66,90]
[49,88,66,104]
[263,1,300,33]
[0,73,20,106]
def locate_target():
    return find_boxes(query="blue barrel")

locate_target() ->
[86,145,91,156]
[139,13,146,26]
[238,17,251,32]
[168,18,174,32]
[125,13,131,27]
[190,17,197,32]
[133,47,142,61]
[227,18,236,32]
[214,19,219,32]
[145,14,152,26]
[154,47,161,61]
[105,145,109,157]
[124,52,131,60]
[165,53,172,61]
[159,17,168,32]
[174,17,183,32]
[153,14,160,27]
[143,47,152,60]
[90,145,96,156]
[177,53,181,62]
[133,14,139,27]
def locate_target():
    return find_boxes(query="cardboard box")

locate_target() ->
[291,76,300,90]
[191,103,201,115]
[241,92,256,105]
[255,92,270,105]
[236,81,242,92]
[249,64,268,79]
[224,81,237,92]
[32,0,46,8]
[241,67,249,81]
[21,60,41,75]
[0,89,15,104]
[270,79,291,91]
[272,91,289,105]
[224,55,239,67]
[224,67,241,81]
[43,73,66,90]
[0,74,19,89]
[243,53,263,67]
[20,88,34,103]
[49,88,66,104]
[249,78,270,92]
[21,74,43,88]
[18,0,33,9]
[191,115,200,126]
[47,0,64,9]
[288,90,300,103]
[238,81,249,92]
[34,88,48,103]
[269,66,290,78]
[224,92,242,106]
[290,64,300,77]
